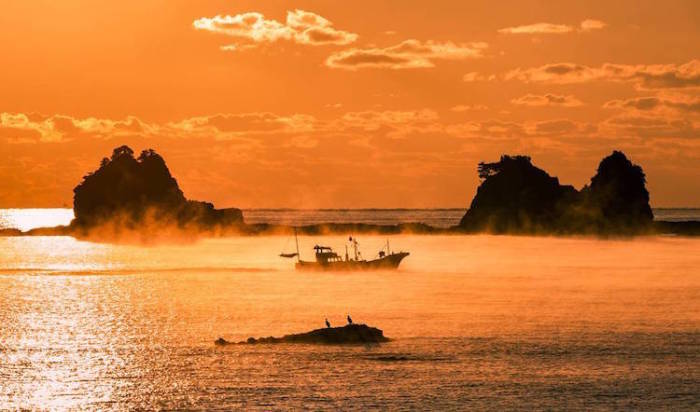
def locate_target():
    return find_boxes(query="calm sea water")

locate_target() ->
[1,208,699,231]
[0,210,699,409]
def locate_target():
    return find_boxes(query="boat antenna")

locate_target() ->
[294,227,300,262]
[349,236,359,261]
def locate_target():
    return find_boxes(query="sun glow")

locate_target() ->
[0,209,74,232]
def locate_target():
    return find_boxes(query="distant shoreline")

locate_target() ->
[2,207,699,240]
[1,220,699,240]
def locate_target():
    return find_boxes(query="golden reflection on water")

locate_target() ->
[0,234,699,409]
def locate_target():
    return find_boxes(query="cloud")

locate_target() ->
[450,104,489,112]
[603,97,661,111]
[602,114,700,139]
[527,119,596,136]
[4,105,694,153]
[445,118,597,141]
[497,19,606,34]
[511,94,584,107]
[325,40,488,70]
[3,107,699,208]
[337,109,442,138]
[462,72,496,82]
[603,94,700,113]
[445,120,525,140]
[0,112,148,143]
[498,23,573,35]
[505,60,700,89]
[193,9,357,49]
[341,109,438,126]
[167,113,318,141]
[0,112,323,145]
[579,19,607,32]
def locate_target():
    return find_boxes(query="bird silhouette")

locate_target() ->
[325,318,331,328]
[347,315,353,325]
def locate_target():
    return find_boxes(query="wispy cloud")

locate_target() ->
[602,114,700,139]
[450,104,489,112]
[193,9,357,50]
[511,94,584,107]
[579,19,607,32]
[526,119,596,136]
[462,72,495,82]
[325,40,488,70]
[497,19,606,34]
[0,113,149,143]
[603,94,700,113]
[498,23,573,35]
[505,60,700,89]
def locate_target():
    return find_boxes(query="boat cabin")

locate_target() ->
[313,245,345,263]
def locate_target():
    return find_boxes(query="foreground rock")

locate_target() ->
[459,151,655,235]
[215,324,389,345]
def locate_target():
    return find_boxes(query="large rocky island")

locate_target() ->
[458,151,659,235]
[215,324,389,345]
[29,146,245,240]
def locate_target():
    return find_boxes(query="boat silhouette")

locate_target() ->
[281,230,409,271]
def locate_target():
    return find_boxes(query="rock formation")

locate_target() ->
[71,145,243,233]
[215,324,389,345]
[580,150,654,232]
[459,155,578,233]
[459,151,654,234]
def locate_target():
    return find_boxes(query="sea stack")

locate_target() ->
[458,151,654,235]
[458,155,578,233]
[71,145,243,234]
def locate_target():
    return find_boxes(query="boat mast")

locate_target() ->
[294,227,300,262]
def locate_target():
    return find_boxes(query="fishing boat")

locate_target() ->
[280,229,409,271]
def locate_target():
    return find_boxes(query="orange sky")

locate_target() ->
[0,0,698,208]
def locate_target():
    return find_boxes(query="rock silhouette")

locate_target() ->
[3,147,697,239]
[459,155,578,233]
[459,151,654,235]
[581,151,654,232]
[71,145,243,234]
[215,324,389,345]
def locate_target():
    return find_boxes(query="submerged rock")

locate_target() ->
[215,324,389,345]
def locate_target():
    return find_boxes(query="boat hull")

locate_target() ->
[295,252,409,271]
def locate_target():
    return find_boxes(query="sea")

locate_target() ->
[0,209,699,410]
[1,208,699,231]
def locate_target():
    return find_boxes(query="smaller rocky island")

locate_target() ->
[215,324,389,345]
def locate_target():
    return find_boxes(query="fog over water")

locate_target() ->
[1,217,698,409]
[1,208,698,232]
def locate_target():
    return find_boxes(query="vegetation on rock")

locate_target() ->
[459,151,654,234]
[71,145,243,233]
